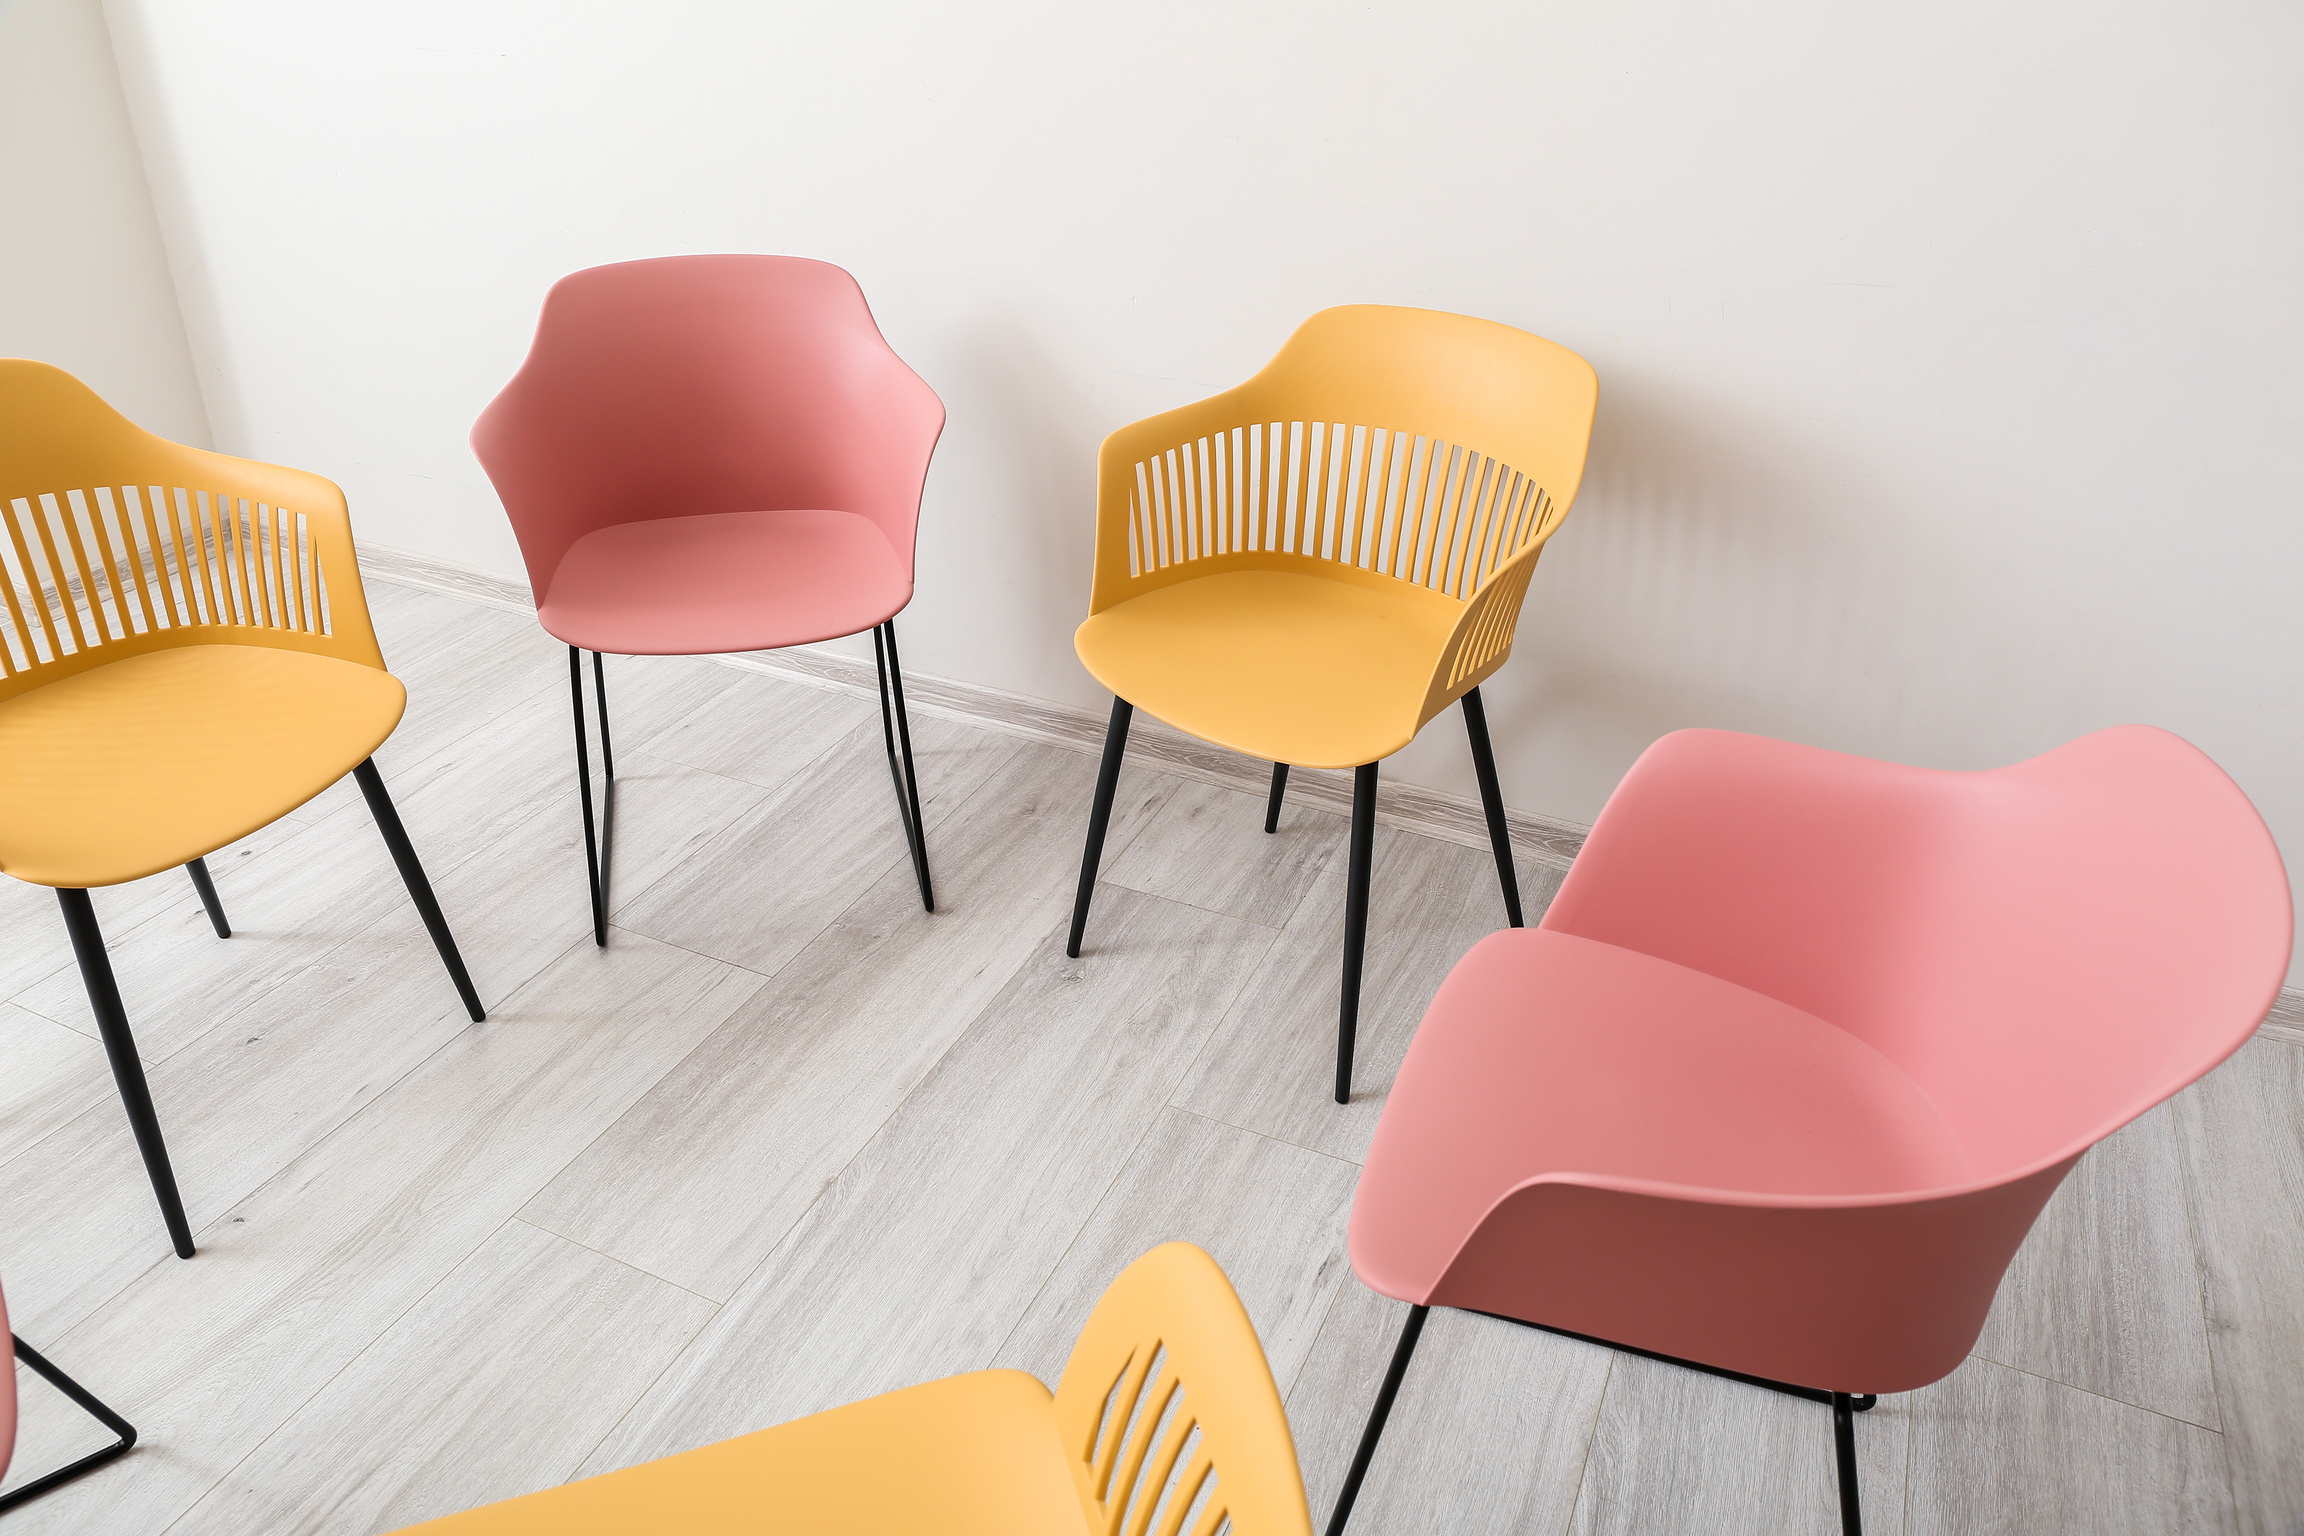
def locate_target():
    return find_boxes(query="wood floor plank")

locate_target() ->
[993,1106,1361,1399]
[1904,1356,2235,1535]
[1288,1286,1612,1536]
[521,742,1173,1303]
[0,1001,116,1170]
[168,1220,718,1536]
[2174,1037,2304,1535]
[614,710,1024,977]
[577,890,1277,1473]
[2,812,346,1053]
[1171,835,1563,1163]
[599,651,877,789]
[0,931,758,1533]
[1973,1101,2219,1427]
[1570,1352,1909,1536]
[1101,774,1347,929]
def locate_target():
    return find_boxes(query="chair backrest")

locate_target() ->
[0,361,384,704]
[1095,306,1596,607]
[470,255,945,604]
[1543,725,2292,1179]
[1051,1243,1311,1536]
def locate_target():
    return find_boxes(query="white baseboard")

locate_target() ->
[359,541,2304,1043]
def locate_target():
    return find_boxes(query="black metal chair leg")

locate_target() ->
[1336,761,1378,1104]
[1460,687,1523,928]
[352,759,485,1023]
[592,649,615,915]
[184,856,230,938]
[0,1335,138,1512]
[1265,762,1289,833]
[1066,697,1134,958]
[873,621,935,912]
[1833,1391,1863,1535]
[1324,1303,1428,1536]
[55,889,193,1260]
[568,646,606,947]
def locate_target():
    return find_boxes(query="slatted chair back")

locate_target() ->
[1052,1243,1312,1536]
[0,361,383,705]
[1089,305,1598,721]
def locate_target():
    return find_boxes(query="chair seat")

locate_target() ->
[395,1369,1086,1535]
[1350,927,1972,1305]
[0,644,406,889]
[538,508,911,656]
[1073,568,1459,769]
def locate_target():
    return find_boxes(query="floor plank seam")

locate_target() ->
[154,1212,534,1536]
[1161,1103,1366,1171]
[507,1215,727,1309]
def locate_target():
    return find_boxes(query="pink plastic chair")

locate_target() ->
[472,256,946,939]
[0,1275,138,1512]
[1326,725,2292,1535]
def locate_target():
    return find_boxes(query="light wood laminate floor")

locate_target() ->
[2,574,2298,1534]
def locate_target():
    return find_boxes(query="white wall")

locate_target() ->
[0,0,205,445]
[104,0,2303,978]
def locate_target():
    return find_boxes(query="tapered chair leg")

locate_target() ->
[1833,1391,1863,1535]
[184,856,230,938]
[1067,697,1135,958]
[1265,762,1289,833]
[874,620,935,911]
[0,1336,138,1512]
[353,759,485,1022]
[55,889,193,1259]
[1460,687,1523,928]
[593,649,615,918]
[1324,1303,1428,1536]
[1336,761,1379,1104]
[568,645,608,947]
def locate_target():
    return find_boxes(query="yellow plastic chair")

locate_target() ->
[393,1242,1312,1536]
[0,361,485,1261]
[1064,307,1598,1103]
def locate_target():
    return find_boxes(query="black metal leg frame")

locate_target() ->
[0,1336,136,1513]
[872,621,935,911]
[55,758,482,1261]
[568,631,935,938]
[1069,686,1525,1104]
[568,645,614,946]
[1325,1304,1878,1536]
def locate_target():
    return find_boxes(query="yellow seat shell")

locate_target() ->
[0,644,404,888]
[1076,567,1458,769]
[397,1370,1084,1536]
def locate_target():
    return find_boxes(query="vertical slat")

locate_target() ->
[1108,1372,1183,1536]
[0,503,40,673]
[1151,1449,1218,1536]
[88,487,146,636]
[29,494,92,651]
[1125,1414,1200,1536]
[201,492,239,623]
[4,498,67,664]
[292,511,315,630]
[1445,455,1498,597]
[176,488,218,625]
[57,490,116,641]
[126,486,185,629]
[1374,431,1408,576]
[1093,1349,1160,1499]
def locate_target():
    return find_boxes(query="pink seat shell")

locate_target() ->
[1349,725,2291,1393]
[471,255,943,656]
